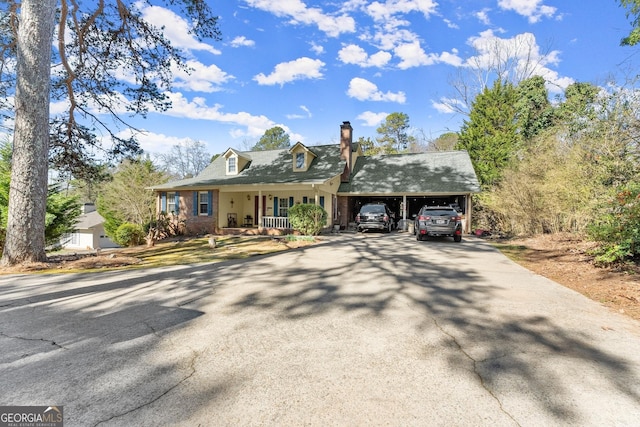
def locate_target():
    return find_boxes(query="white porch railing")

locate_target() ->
[261,216,291,229]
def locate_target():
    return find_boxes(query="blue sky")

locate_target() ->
[58,1,640,156]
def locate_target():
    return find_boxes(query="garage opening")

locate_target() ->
[348,195,467,228]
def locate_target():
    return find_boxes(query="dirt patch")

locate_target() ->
[494,233,640,322]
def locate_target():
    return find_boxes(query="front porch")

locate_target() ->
[218,216,294,236]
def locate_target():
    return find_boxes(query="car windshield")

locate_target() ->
[361,205,385,214]
[423,209,455,216]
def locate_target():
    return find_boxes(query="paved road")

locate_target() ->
[1,233,640,426]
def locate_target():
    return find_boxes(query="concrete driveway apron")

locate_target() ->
[1,233,639,426]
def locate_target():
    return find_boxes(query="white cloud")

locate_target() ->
[254,57,325,86]
[357,111,388,126]
[366,0,438,22]
[475,9,491,25]
[464,30,570,92]
[394,41,462,69]
[431,97,465,114]
[244,0,356,37]
[286,105,312,119]
[230,36,255,47]
[172,60,234,92]
[139,5,221,54]
[347,77,406,103]
[443,18,459,29]
[497,0,557,23]
[368,28,419,51]
[116,129,196,155]
[310,42,325,55]
[160,92,304,141]
[163,92,275,136]
[338,44,392,68]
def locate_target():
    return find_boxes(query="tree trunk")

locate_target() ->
[0,0,56,266]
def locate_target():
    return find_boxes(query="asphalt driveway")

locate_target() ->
[1,233,640,426]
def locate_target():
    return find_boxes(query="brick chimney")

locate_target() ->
[340,121,353,182]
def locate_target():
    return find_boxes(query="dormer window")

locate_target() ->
[227,156,237,174]
[289,142,316,172]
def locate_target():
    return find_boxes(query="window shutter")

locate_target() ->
[273,197,278,216]
[161,192,167,213]
[175,192,180,214]
[193,191,198,216]
[207,191,213,216]
[289,196,294,207]
[320,196,325,208]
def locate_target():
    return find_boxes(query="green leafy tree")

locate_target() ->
[0,0,220,266]
[356,136,381,155]
[427,132,458,152]
[97,157,170,237]
[0,140,81,249]
[288,204,328,236]
[376,112,415,153]
[554,82,600,137]
[515,76,554,142]
[45,187,82,246]
[619,0,640,45]
[252,127,291,151]
[456,80,519,188]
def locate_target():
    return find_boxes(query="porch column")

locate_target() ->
[465,194,472,234]
[258,190,263,230]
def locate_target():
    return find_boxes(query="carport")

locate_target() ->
[336,151,480,233]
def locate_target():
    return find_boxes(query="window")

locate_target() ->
[278,197,289,217]
[167,192,176,214]
[227,156,237,174]
[296,152,305,169]
[198,191,209,215]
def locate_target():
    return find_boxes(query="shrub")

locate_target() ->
[288,204,328,236]
[114,223,146,247]
[588,184,640,265]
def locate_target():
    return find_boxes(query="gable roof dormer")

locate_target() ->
[289,142,317,172]
[223,148,250,175]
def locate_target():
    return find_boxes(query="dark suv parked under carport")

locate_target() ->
[414,206,462,242]
[356,203,393,233]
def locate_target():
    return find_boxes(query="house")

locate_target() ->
[61,204,120,250]
[149,121,480,235]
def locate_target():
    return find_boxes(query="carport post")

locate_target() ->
[402,195,407,230]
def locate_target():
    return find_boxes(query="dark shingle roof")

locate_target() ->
[151,144,345,190]
[338,151,480,195]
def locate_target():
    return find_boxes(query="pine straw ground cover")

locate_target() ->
[492,233,640,322]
